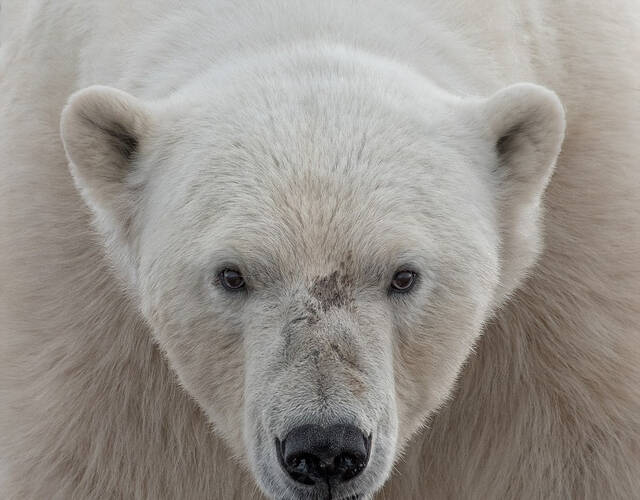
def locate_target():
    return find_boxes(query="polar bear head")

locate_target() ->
[61,47,564,500]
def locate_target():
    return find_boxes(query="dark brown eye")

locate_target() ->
[219,268,246,291]
[390,270,417,293]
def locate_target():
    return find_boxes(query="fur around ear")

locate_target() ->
[480,83,566,301]
[60,85,152,284]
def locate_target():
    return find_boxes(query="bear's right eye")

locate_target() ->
[219,268,246,291]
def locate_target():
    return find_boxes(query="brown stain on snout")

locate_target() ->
[344,369,366,398]
[330,340,366,397]
[285,259,366,397]
[305,340,366,399]
[309,270,354,313]
[329,340,359,373]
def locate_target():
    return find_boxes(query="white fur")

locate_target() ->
[1,1,639,498]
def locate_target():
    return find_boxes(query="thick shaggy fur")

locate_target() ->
[1,1,639,499]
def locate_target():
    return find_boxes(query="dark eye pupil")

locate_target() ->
[220,269,245,290]
[391,270,415,291]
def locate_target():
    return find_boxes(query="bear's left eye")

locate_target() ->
[390,270,417,293]
[219,268,246,291]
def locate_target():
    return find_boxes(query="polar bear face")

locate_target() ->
[61,50,564,500]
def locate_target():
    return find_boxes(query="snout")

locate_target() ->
[246,304,397,498]
[277,424,371,486]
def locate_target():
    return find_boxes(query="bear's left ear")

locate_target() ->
[479,83,565,299]
[61,85,152,283]
[482,83,565,205]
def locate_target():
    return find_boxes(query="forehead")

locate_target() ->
[173,104,478,223]
[155,71,490,226]
[149,83,496,278]
[169,155,484,271]
[185,164,446,287]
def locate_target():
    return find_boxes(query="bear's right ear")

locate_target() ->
[61,86,152,282]
[61,85,151,220]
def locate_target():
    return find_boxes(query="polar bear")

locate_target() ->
[1,0,639,499]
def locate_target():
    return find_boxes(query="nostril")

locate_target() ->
[334,451,367,481]
[277,424,371,485]
[282,452,319,485]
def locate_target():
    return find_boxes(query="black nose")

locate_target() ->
[277,424,371,485]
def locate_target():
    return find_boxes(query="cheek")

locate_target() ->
[392,336,442,443]
[142,284,248,448]
[391,292,485,443]
[169,324,246,432]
